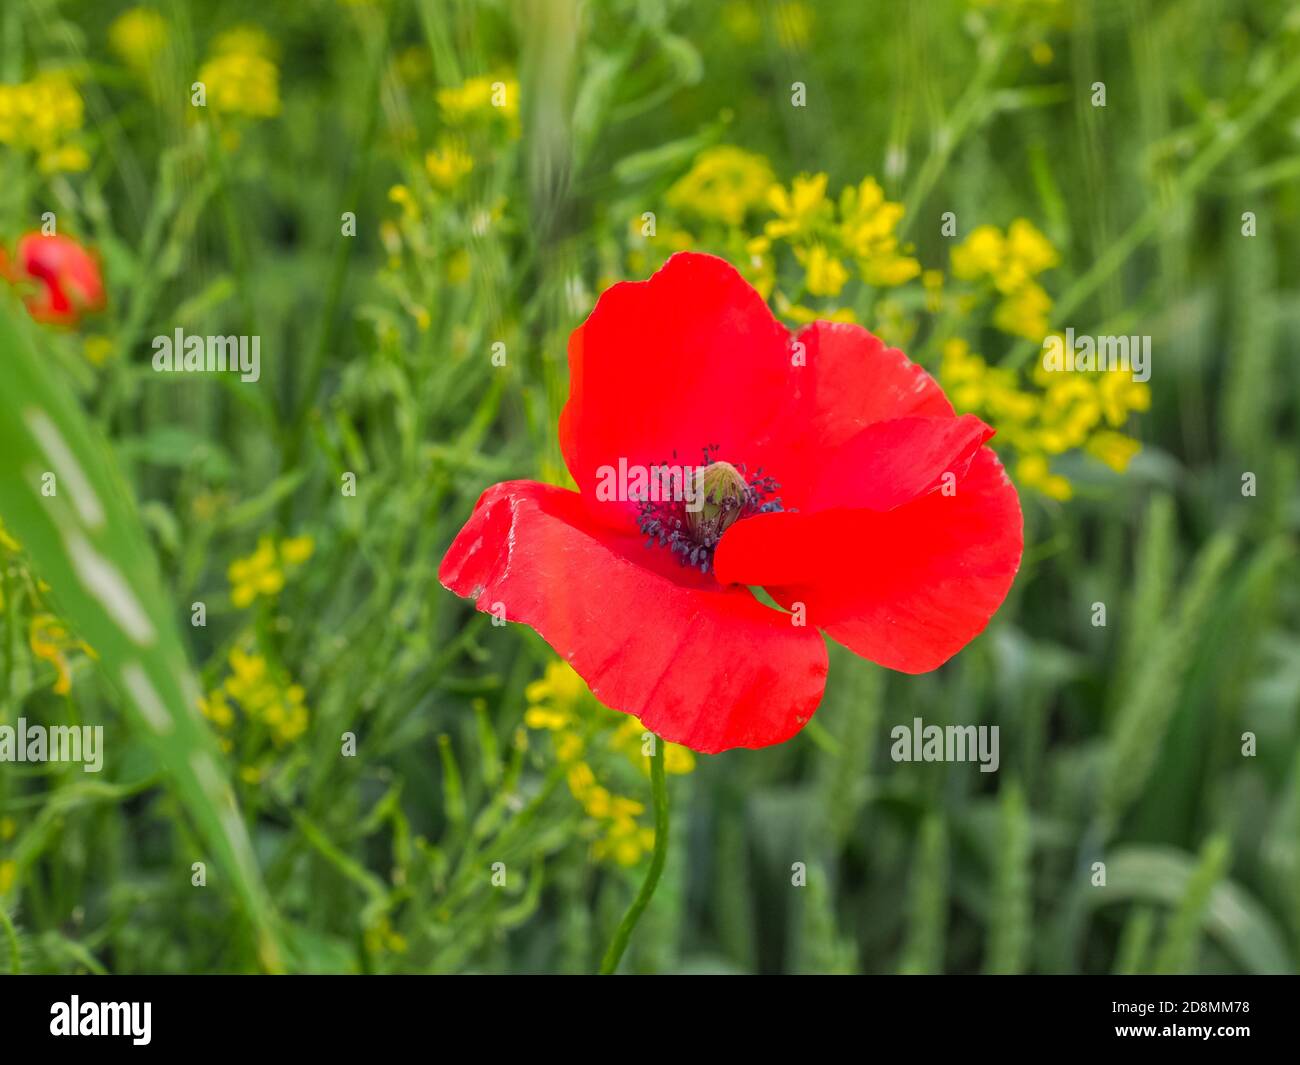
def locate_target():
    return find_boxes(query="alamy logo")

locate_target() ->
[890,717,1000,773]
[1042,328,1151,382]
[50,996,151,1045]
[152,328,261,382]
[594,459,706,511]
[0,718,103,773]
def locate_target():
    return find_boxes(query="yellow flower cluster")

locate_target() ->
[641,148,1147,503]
[436,75,519,136]
[0,72,89,173]
[212,26,277,59]
[940,337,1149,500]
[665,146,775,228]
[2,528,93,696]
[28,613,96,696]
[951,220,1058,339]
[647,150,918,319]
[227,534,314,608]
[425,137,473,190]
[201,646,309,749]
[198,26,280,119]
[109,7,169,73]
[524,660,693,867]
[761,173,919,301]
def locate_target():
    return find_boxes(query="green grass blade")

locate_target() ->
[0,300,283,970]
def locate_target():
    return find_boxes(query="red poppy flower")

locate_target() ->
[1,233,106,326]
[440,252,1022,753]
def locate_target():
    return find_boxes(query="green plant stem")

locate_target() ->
[898,29,1011,241]
[599,739,668,975]
[0,907,20,974]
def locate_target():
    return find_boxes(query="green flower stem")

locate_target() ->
[599,738,668,975]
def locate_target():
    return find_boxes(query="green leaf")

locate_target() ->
[0,299,284,970]
[1092,845,1293,974]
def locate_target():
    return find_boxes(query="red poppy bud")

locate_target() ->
[7,233,106,326]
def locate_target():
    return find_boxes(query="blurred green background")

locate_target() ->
[0,0,1298,974]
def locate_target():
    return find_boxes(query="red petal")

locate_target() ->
[776,321,956,507]
[803,413,994,512]
[714,448,1022,673]
[18,234,104,324]
[559,252,796,531]
[558,259,964,526]
[795,320,953,432]
[439,480,829,753]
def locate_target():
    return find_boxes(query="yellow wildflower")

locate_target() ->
[227,534,312,607]
[779,301,857,326]
[264,684,308,745]
[425,138,473,190]
[525,659,587,711]
[838,177,919,286]
[665,146,775,227]
[766,173,833,242]
[523,704,570,731]
[109,8,169,72]
[525,658,694,866]
[951,225,1006,281]
[437,75,519,133]
[798,244,849,297]
[555,730,585,764]
[388,183,418,223]
[953,219,1059,337]
[279,535,314,565]
[1098,369,1151,426]
[939,335,1141,501]
[29,614,94,696]
[1087,430,1142,473]
[0,73,88,173]
[218,646,310,746]
[225,647,273,709]
[1017,453,1072,501]
[212,25,276,60]
[198,38,280,119]
[199,689,235,729]
[993,280,1053,339]
[738,234,776,299]
[1005,219,1059,278]
[228,536,283,607]
[610,717,696,776]
[595,815,654,867]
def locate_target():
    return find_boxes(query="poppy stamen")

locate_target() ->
[635,448,784,574]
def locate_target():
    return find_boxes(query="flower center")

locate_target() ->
[634,446,784,573]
